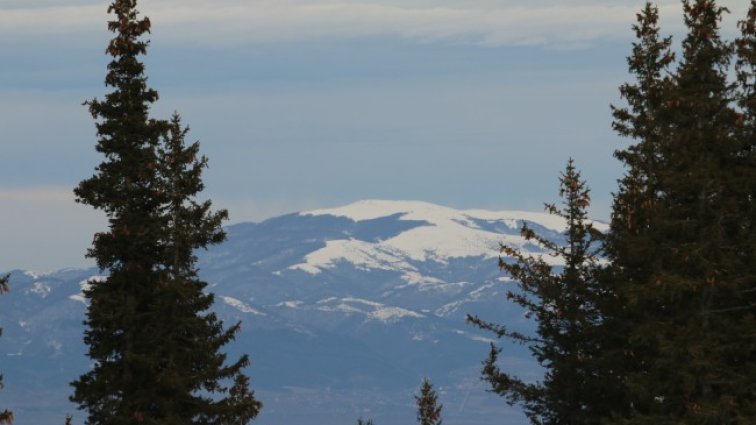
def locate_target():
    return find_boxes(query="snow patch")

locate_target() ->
[400,272,446,287]
[294,200,572,275]
[368,306,424,323]
[317,303,364,315]
[24,270,52,280]
[289,239,416,275]
[220,296,266,316]
[276,300,304,309]
[435,300,468,317]
[342,297,383,308]
[69,276,107,304]
[315,297,424,323]
[26,281,51,298]
[304,200,445,222]
[453,329,496,344]
[304,200,575,232]
[80,275,106,292]
[469,283,495,299]
[470,335,496,344]
[69,294,87,305]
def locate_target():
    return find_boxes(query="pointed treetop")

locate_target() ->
[415,378,443,425]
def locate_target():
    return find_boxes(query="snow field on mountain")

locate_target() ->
[292,199,573,278]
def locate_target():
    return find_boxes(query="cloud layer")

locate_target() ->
[2,1,749,48]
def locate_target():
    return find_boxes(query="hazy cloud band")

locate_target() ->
[2,1,748,48]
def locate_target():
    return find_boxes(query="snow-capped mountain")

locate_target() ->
[1,200,596,425]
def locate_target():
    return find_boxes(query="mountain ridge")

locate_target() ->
[0,200,590,425]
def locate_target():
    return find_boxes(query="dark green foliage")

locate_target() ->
[0,275,11,425]
[608,1,756,423]
[610,1,674,261]
[606,3,675,422]
[468,160,615,425]
[474,2,754,424]
[415,378,442,425]
[735,3,756,283]
[733,5,756,418]
[70,1,260,424]
[217,372,262,425]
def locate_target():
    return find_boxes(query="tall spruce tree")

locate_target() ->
[733,6,756,418]
[0,274,12,425]
[468,160,614,425]
[606,2,675,421]
[609,1,755,423]
[643,2,741,422]
[71,1,260,424]
[609,1,674,279]
[415,378,442,425]
[152,114,261,424]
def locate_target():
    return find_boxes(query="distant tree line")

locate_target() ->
[468,1,755,425]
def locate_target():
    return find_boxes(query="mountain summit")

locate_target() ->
[296,199,574,274]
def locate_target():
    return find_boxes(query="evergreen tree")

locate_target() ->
[733,5,756,417]
[735,2,756,286]
[154,114,262,424]
[71,1,260,424]
[606,3,675,421]
[609,1,674,283]
[468,160,613,425]
[609,1,755,423]
[0,275,12,425]
[415,378,442,425]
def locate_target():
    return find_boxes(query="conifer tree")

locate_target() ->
[634,3,742,422]
[606,3,675,420]
[71,1,260,424]
[734,9,756,385]
[468,160,614,425]
[609,1,674,282]
[609,1,755,423]
[733,5,756,417]
[415,378,442,425]
[154,114,262,424]
[0,275,12,425]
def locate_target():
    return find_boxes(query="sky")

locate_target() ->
[0,0,749,271]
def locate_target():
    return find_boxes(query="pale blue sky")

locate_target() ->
[0,0,748,270]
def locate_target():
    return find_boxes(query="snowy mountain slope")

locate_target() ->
[300,199,574,265]
[0,200,593,425]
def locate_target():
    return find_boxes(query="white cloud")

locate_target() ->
[1,1,749,48]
